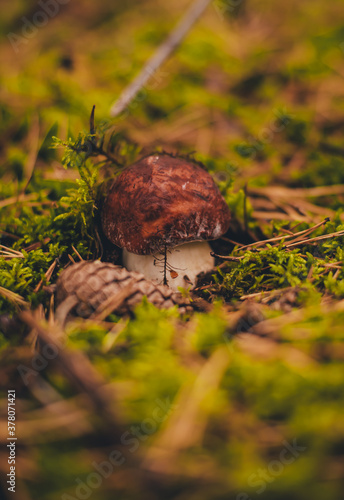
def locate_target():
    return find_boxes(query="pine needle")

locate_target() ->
[0,244,24,259]
[234,218,330,253]
[110,0,212,116]
[0,286,28,307]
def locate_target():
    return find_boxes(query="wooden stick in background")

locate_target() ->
[110,0,212,117]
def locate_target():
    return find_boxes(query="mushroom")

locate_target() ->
[101,154,231,291]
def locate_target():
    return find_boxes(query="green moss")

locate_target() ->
[1,1,344,499]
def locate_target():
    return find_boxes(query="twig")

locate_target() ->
[0,286,28,307]
[0,192,48,209]
[110,0,212,116]
[234,218,329,253]
[0,231,20,240]
[248,184,344,198]
[33,259,58,293]
[284,229,344,248]
[210,253,244,261]
[212,221,344,262]
[24,237,51,252]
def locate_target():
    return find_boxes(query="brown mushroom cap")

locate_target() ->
[101,154,231,255]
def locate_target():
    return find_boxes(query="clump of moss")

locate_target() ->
[0,119,139,315]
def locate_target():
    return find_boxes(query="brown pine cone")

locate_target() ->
[55,260,192,324]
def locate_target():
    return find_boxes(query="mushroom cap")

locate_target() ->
[101,154,231,255]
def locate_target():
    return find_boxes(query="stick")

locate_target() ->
[235,218,329,253]
[20,311,123,438]
[110,0,212,117]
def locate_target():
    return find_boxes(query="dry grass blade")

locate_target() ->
[55,295,79,326]
[235,218,329,253]
[48,293,55,326]
[214,218,343,263]
[68,254,76,264]
[89,283,137,321]
[284,229,344,248]
[8,406,92,443]
[102,319,128,353]
[24,237,51,253]
[19,311,123,440]
[21,113,40,195]
[33,258,58,293]
[245,308,307,339]
[239,288,294,300]
[72,245,84,261]
[143,347,230,474]
[220,237,245,246]
[248,183,344,223]
[0,244,24,259]
[248,184,344,198]
[11,378,94,443]
[252,210,309,221]
[0,286,28,307]
[0,231,20,240]
[235,333,314,367]
[290,199,335,218]
[110,0,212,116]
[0,191,49,209]
[210,253,244,261]
[333,269,341,280]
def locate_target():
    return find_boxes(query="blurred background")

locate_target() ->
[1,1,344,499]
[1,0,344,187]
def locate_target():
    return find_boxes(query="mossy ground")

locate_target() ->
[1,1,344,499]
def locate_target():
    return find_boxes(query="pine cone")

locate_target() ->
[55,260,192,324]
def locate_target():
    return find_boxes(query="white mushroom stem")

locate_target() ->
[122,241,214,292]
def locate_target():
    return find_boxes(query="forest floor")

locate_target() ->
[1,1,344,499]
